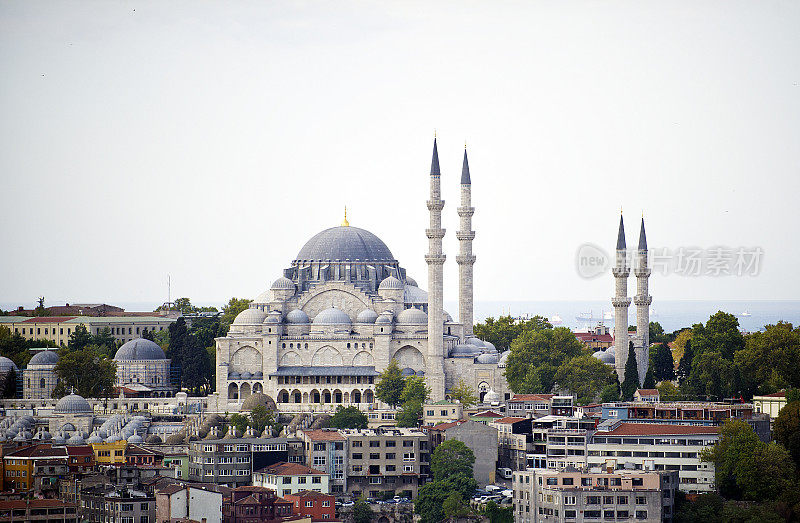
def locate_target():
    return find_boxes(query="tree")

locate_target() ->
[504,327,584,393]
[327,405,368,429]
[674,493,725,523]
[415,473,477,523]
[442,492,469,520]
[54,345,116,398]
[34,296,49,316]
[396,401,423,428]
[649,321,667,344]
[249,404,277,434]
[691,312,744,360]
[400,376,429,404]
[228,413,249,435]
[553,354,615,405]
[671,329,692,364]
[600,381,620,403]
[676,341,694,385]
[352,497,373,523]
[774,401,800,470]
[652,343,676,382]
[642,366,656,389]
[736,322,800,398]
[220,298,252,332]
[473,315,551,352]
[621,342,639,401]
[67,325,93,351]
[173,297,196,314]
[181,335,213,393]
[430,439,475,480]
[683,350,738,400]
[657,381,681,401]
[91,327,117,355]
[0,368,16,398]
[375,359,405,407]
[484,500,514,523]
[449,379,478,407]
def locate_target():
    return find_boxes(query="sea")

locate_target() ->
[4,299,798,334]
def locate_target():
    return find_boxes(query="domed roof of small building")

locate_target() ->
[252,290,271,304]
[233,308,268,325]
[483,341,497,353]
[498,351,511,368]
[593,348,615,364]
[271,276,296,290]
[405,276,418,287]
[145,434,162,444]
[313,307,351,325]
[0,357,19,373]
[52,433,66,444]
[466,337,485,347]
[476,353,501,364]
[451,343,481,357]
[484,389,501,404]
[379,276,404,290]
[67,434,85,445]
[127,434,143,444]
[264,311,282,324]
[87,433,103,444]
[115,338,166,361]
[397,307,428,324]
[28,350,59,366]
[241,392,277,412]
[295,226,395,263]
[286,309,310,324]
[356,309,378,324]
[376,312,393,324]
[55,394,92,415]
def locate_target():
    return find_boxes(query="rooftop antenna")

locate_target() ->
[167,274,171,312]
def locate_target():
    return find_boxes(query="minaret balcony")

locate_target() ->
[633,295,652,306]
[457,206,475,216]
[456,231,475,241]
[634,268,651,277]
[456,255,476,264]
[424,254,447,264]
[426,229,446,239]
[611,297,632,307]
[612,267,631,277]
[426,201,445,211]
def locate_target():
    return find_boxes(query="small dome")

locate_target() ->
[498,351,511,368]
[241,392,277,412]
[28,350,59,366]
[594,349,615,364]
[233,308,267,325]
[264,311,282,324]
[87,434,103,444]
[271,277,296,290]
[379,276,403,290]
[52,433,66,444]
[115,338,166,361]
[254,371,263,378]
[313,308,351,325]
[286,309,310,324]
[476,353,500,364]
[127,434,143,444]
[443,311,454,323]
[67,434,85,445]
[145,434,162,444]
[451,343,481,357]
[376,312,393,324]
[405,276,418,287]
[356,309,378,324]
[55,394,92,415]
[483,341,498,353]
[252,290,271,304]
[229,372,241,379]
[241,371,252,379]
[397,308,428,324]
[0,357,19,373]
[484,389,501,404]
[466,337,485,347]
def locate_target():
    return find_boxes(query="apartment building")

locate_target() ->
[423,400,464,426]
[222,486,296,523]
[341,428,429,500]
[507,395,575,418]
[427,419,497,487]
[489,417,531,471]
[79,485,155,523]
[296,430,347,495]
[252,462,329,497]
[587,422,718,493]
[527,416,597,471]
[155,483,225,523]
[512,468,679,523]
[284,490,336,521]
[0,499,78,522]
[188,438,289,487]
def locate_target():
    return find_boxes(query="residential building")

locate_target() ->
[753,391,788,419]
[79,485,155,523]
[155,483,224,523]
[634,389,660,403]
[507,395,575,418]
[427,419,497,487]
[587,422,718,493]
[284,491,336,522]
[512,467,679,523]
[222,486,296,523]
[529,416,597,471]
[0,499,78,522]
[296,430,347,495]
[125,444,164,468]
[188,438,289,487]
[252,462,329,497]
[92,440,128,465]
[422,400,464,426]
[574,323,614,350]
[489,417,531,471]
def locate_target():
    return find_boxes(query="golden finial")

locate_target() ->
[464,140,467,149]
[434,129,437,139]
[341,206,350,227]
[620,206,623,215]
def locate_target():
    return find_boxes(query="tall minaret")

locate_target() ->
[425,138,446,400]
[457,147,476,338]
[634,217,652,385]
[612,213,631,382]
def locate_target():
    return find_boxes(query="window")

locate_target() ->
[403,440,413,447]
[586,496,601,505]
[564,496,576,505]
[636,496,647,505]
[312,476,321,484]
[283,477,292,484]
[585,510,601,518]
[322,500,330,507]
[140,502,149,509]
[306,501,314,507]
[403,465,414,472]
[203,445,214,452]
[314,443,326,451]
[564,509,577,519]
[352,465,363,472]
[546,477,557,485]
[352,441,362,448]
[403,453,415,461]
[636,510,648,520]
[604,510,615,519]
[617,510,629,518]
[386,453,395,460]
[369,453,380,460]
[582,478,592,486]
[313,456,326,467]
[370,441,380,447]
[562,477,573,485]
[352,453,362,460]
[298,476,307,484]
[427,410,434,416]
[386,465,395,472]
[603,496,614,505]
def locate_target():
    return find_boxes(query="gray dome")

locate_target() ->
[252,290,271,304]
[115,338,166,361]
[405,276,418,287]
[593,348,616,364]
[127,434,143,444]
[484,389,501,404]
[52,433,66,444]
[483,341,497,353]
[498,351,511,368]
[313,308,351,325]
[241,371,253,379]
[29,350,59,366]
[87,434,103,444]
[295,226,395,263]
[264,311,282,324]
[356,309,378,323]
[379,276,404,290]
[67,434,85,445]
[466,337,485,347]
[397,308,428,324]
[55,394,92,415]
[451,343,481,357]
[476,353,501,364]
[376,312,393,324]
[443,311,454,323]
[271,276,296,290]
[0,357,19,373]
[286,309,310,324]
[233,308,267,325]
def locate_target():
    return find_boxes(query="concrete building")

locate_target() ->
[214,140,509,410]
[252,462,329,497]
[512,468,679,523]
[187,438,289,487]
[489,417,532,471]
[0,499,78,522]
[155,483,224,523]
[422,400,464,426]
[527,416,597,471]
[427,419,497,487]
[507,395,575,418]
[79,485,155,523]
[0,315,175,346]
[296,430,347,496]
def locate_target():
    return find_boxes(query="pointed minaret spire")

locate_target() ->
[461,147,471,185]
[612,212,632,383]
[430,138,441,176]
[616,213,626,250]
[638,216,647,251]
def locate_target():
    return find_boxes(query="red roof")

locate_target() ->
[759,391,786,398]
[472,410,503,418]
[255,461,326,476]
[301,429,345,441]
[636,389,659,396]
[509,394,554,402]
[429,420,468,431]
[599,423,720,437]
[574,333,614,342]
[22,316,77,323]
[493,417,527,424]
[66,445,94,456]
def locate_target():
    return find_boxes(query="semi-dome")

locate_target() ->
[313,308,351,325]
[397,308,428,324]
[271,277,296,290]
[356,309,378,323]
[295,226,395,263]
[28,350,59,366]
[379,276,403,290]
[233,308,268,325]
[0,357,19,373]
[54,394,92,415]
[115,338,166,361]
[286,309,310,324]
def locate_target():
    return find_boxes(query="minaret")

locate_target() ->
[425,138,446,401]
[634,217,652,385]
[612,213,631,383]
[457,147,476,338]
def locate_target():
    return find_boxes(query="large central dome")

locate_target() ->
[295,226,395,263]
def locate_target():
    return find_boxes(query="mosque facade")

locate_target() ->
[215,140,509,410]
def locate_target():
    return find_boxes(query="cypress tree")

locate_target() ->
[643,366,656,389]
[621,342,639,400]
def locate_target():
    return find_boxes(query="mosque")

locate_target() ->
[216,139,510,410]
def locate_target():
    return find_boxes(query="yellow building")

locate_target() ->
[753,391,788,419]
[91,440,127,465]
[0,316,175,346]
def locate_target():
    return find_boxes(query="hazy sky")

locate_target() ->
[1,1,799,309]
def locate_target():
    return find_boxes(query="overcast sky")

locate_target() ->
[1,1,798,309]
